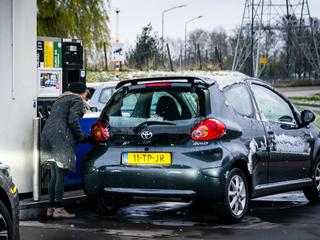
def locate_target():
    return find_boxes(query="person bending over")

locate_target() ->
[41,82,92,219]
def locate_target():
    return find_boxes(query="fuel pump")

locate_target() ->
[36,37,87,190]
[62,38,86,92]
[37,37,86,123]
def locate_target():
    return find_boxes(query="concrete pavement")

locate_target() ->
[20,191,320,240]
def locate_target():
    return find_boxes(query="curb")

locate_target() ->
[19,194,88,220]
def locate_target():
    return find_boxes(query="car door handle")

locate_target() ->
[267,130,274,135]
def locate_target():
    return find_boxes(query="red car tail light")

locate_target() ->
[145,82,172,87]
[91,121,109,142]
[191,119,225,141]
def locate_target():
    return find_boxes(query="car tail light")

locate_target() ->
[191,119,225,141]
[145,82,172,87]
[91,121,109,142]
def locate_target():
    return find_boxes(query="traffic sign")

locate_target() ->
[259,57,268,64]
[112,43,124,62]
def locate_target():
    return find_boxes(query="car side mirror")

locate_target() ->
[90,107,98,112]
[301,110,315,126]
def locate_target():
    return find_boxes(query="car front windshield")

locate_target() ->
[106,89,202,128]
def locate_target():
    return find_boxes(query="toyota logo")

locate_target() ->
[141,130,153,140]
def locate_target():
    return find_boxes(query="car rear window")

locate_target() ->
[105,88,205,128]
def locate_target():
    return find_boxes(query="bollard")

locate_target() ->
[114,61,120,80]
[32,117,41,201]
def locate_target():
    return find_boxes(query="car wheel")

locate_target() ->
[303,161,320,202]
[0,200,14,240]
[217,168,249,223]
[89,194,119,216]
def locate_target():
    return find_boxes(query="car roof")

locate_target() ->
[202,71,249,90]
[87,81,118,89]
[115,71,250,90]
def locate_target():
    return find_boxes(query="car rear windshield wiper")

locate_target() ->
[133,121,176,134]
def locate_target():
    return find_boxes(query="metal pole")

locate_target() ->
[184,16,203,69]
[11,0,15,100]
[162,11,164,58]
[251,0,255,77]
[32,117,41,201]
[184,22,187,68]
[115,9,120,80]
[161,5,187,62]
[306,0,320,75]
[115,8,120,43]
[286,0,290,77]
[255,0,264,77]
[232,0,248,71]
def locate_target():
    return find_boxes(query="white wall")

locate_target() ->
[0,0,37,193]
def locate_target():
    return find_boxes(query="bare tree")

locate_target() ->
[187,29,209,68]
[208,28,229,69]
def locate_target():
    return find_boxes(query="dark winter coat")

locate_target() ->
[40,93,88,172]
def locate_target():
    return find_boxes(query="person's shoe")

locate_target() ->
[53,207,76,219]
[46,207,54,218]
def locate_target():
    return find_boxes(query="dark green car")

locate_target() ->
[83,72,320,222]
[0,163,19,239]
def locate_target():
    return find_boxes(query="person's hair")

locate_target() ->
[67,82,87,94]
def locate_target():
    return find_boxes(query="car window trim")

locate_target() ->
[223,82,255,118]
[247,80,300,126]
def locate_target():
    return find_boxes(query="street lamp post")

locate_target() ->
[114,8,120,80]
[115,8,120,43]
[161,4,186,59]
[184,16,203,68]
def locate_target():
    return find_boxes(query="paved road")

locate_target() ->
[277,86,320,97]
[20,191,320,240]
[277,86,320,112]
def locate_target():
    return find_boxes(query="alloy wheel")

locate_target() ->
[0,212,8,240]
[228,175,247,216]
[315,162,320,192]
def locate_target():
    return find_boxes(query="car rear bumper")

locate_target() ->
[83,166,225,201]
[82,143,232,201]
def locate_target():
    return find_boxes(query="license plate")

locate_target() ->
[122,152,171,165]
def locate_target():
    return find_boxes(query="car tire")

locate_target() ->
[88,194,119,216]
[0,199,15,240]
[217,168,249,223]
[303,161,320,202]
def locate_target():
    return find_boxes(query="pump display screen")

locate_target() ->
[69,45,77,52]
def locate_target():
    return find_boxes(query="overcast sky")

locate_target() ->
[108,0,320,47]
